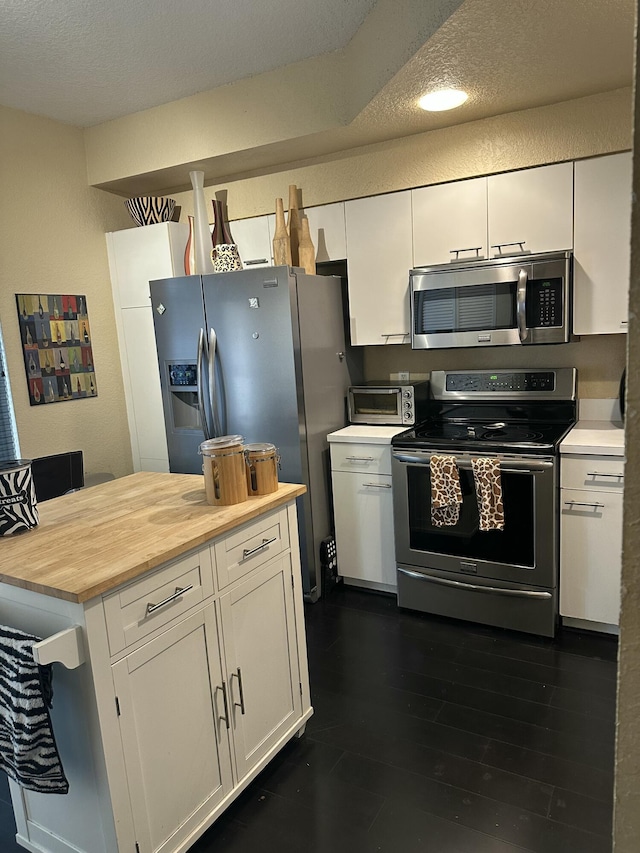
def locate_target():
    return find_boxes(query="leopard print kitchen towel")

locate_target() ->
[430,455,462,527]
[471,457,504,531]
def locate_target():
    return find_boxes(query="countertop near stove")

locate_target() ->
[327,426,408,444]
[560,421,625,457]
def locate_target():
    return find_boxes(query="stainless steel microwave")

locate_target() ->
[347,380,430,426]
[410,250,574,349]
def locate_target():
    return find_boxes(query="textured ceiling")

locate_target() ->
[0,0,378,126]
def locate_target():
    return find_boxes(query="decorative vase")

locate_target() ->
[211,244,243,273]
[298,217,316,275]
[287,185,300,267]
[272,198,292,266]
[189,171,214,274]
[184,216,195,275]
[211,198,235,245]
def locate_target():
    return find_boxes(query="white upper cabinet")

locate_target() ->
[412,177,488,266]
[301,202,347,262]
[573,152,632,335]
[107,222,188,309]
[229,215,273,268]
[345,191,413,346]
[487,162,574,257]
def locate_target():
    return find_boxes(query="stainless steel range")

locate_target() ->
[391,368,577,637]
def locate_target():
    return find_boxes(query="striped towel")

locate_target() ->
[0,625,69,794]
[430,455,462,527]
[471,457,505,531]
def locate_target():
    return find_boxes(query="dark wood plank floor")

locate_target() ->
[0,585,617,852]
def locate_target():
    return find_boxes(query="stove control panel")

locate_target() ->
[446,372,556,393]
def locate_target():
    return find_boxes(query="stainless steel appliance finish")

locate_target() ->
[150,267,355,600]
[410,250,573,350]
[391,368,577,637]
[347,380,430,426]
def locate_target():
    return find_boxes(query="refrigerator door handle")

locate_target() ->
[197,328,212,439]
[209,327,223,437]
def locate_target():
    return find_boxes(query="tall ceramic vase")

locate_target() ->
[189,171,214,275]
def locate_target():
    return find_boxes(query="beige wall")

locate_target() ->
[0,105,133,480]
[613,2,640,845]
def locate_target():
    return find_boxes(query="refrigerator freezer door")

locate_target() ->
[149,277,208,473]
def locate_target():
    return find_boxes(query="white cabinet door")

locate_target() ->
[331,470,396,589]
[229,216,273,268]
[412,178,488,266]
[560,488,623,626]
[302,202,347,261]
[345,191,413,345]
[488,163,574,257]
[112,607,233,853]
[121,306,169,472]
[218,555,301,780]
[573,152,632,335]
[107,223,188,309]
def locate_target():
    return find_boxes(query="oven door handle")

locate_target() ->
[517,267,529,342]
[398,568,552,599]
[391,451,553,473]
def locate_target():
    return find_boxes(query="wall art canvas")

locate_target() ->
[16,294,97,406]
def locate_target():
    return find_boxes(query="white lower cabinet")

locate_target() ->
[112,607,233,853]
[219,556,301,779]
[328,427,404,592]
[560,454,624,628]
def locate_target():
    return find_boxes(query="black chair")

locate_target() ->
[31,451,84,502]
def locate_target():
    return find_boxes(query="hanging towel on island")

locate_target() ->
[0,625,69,794]
[471,457,505,531]
[430,455,463,527]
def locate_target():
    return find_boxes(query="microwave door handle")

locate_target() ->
[517,267,529,342]
[197,328,212,440]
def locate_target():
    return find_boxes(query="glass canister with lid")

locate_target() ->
[244,443,280,496]
[199,435,247,506]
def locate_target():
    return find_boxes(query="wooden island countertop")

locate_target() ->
[0,472,306,603]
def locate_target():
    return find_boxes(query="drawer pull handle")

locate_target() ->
[363,482,392,489]
[345,456,375,462]
[219,681,230,729]
[232,667,246,714]
[145,584,193,615]
[586,472,624,479]
[244,258,269,265]
[242,536,277,560]
[563,501,605,509]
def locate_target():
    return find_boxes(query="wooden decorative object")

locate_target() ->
[273,198,292,266]
[287,184,301,266]
[298,217,316,275]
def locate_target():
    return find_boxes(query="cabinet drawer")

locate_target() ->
[561,455,625,491]
[214,508,289,589]
[330,442,392,475]
[104,549,214,655]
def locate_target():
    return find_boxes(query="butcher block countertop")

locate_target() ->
[0,473,306,604]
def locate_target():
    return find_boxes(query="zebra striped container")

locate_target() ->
[0,460,39,536]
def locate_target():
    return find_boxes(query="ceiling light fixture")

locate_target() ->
[419,89,468,112]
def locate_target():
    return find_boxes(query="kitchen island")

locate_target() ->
[0,473,312,853]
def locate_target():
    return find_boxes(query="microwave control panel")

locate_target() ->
[526,277,563,327]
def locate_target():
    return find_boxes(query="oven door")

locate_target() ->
[392,449,558,635]
[392,449,557,586]
[348,387,403,425]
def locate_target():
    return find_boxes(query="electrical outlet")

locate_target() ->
[398,371,410,381]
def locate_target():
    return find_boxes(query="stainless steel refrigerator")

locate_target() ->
[149,266,358,600]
